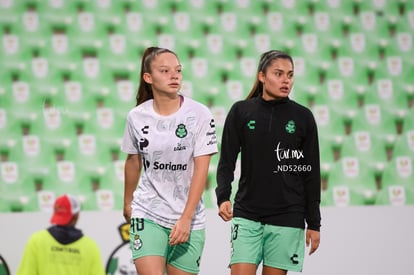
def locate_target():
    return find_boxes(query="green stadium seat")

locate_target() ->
[66,16,104,52]
[321,184,367,207]
[383,32,412,58]
[312,78,360,116]
[99,76,136,117]
[2,71,48,123]
[59,134,112,182]
[264,11,288,35]
[82,188,117,211]
[326,156,378,205]
[359,86,409,138]
[0,107,25,147]
[359,10,390,37]
[97,160,126,209]
[43,160,93,195]
[35,190,56,212]
[29,106,79,149]
[197,33,241,63]
[339,130,389,174]
[375,184,414,206]
[371,54,411,81]
[311,104,348,141]
[401,108,414,134]
[91,0,124,26]
[391,7,414,34]
[49,71,97,120]
[183,56,224,103]
[37,0,76,26]
[288,56,326,107]
[318,135,339,167]
[0,0,23,26]
[17,2,49,49]
[311,10,334,33]
[315,0,356,14]
[350,103,399,139]
[117,8,159,51]
[335,32,382,74]
[41,26,83,73]
[392,131,414,161]
[98,26,138,72]
[356,0,403,16]
[0,160,37,211]
[376,155,414,205]
[381,155,413,186]
[4,134,54,175]
[227,56,256,83]
[325,56,372,87]
[0,24,30,73]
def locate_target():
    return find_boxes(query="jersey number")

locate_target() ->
[131,218,145,232]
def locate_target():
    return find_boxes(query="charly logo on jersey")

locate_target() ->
[175,123,187,138]
[106,223,137,275]
[247,120,256,130]
[209,119,215,128]
[139,125,150,151]
[290,253,299,264]
[141,125,149,134]
[206,119,217,146]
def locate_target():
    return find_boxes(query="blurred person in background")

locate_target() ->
[17,194,105,275]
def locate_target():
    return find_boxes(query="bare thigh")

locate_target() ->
[262,265,287,275]
[167,264,197,275]
[231,263,257,275]
[135,255,166,275]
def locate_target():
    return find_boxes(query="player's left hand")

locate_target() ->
[169,218,191,246]
[306,229,320,255]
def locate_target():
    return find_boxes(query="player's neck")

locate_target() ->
[153,94,182,116]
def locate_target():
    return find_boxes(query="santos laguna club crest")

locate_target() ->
[106,223,137,275]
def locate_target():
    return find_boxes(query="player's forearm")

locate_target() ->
[124,154,141,206]
[181,155,211,220]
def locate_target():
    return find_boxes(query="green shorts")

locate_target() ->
[230,217,305,272]
[129,218,205,274]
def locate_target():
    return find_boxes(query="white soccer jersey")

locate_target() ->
[121,96,218,230]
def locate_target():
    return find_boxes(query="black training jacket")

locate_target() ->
[216,96,321,231]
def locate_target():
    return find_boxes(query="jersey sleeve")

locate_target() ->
[303,112,322,231]
[193,110,218,157]
[121,115,139,154]
[215,102,242,207]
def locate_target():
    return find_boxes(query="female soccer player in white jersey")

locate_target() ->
[121,47,218,275]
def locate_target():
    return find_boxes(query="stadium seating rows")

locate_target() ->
[0,0,413,211]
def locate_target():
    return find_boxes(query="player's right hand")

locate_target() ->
[218,201,233,221]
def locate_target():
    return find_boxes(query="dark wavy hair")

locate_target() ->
[246,50,294,99]
[135,47,178,106]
